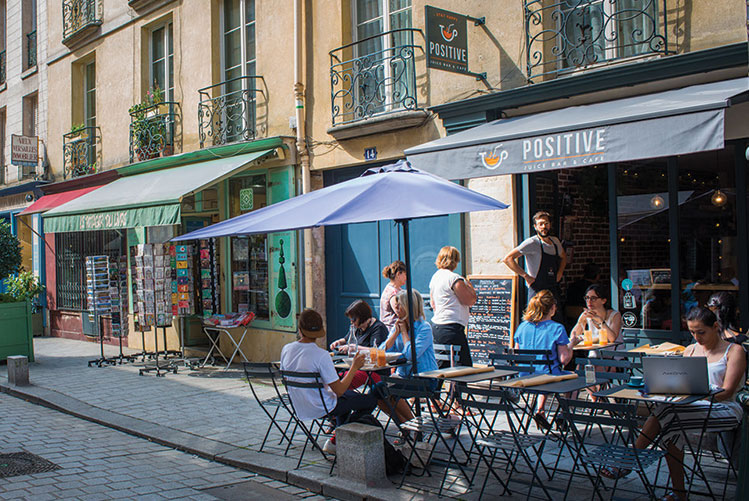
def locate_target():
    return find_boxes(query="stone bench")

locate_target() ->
[7,355,29,386]
[335,422,386,487]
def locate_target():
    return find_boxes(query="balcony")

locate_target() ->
[26,30,37,69]
[62,0,102,48]
[129,101,180,163]
[524,0,670,82]
[63,126,100,179]
[329,28,426,136]
[0,50,6,86]
[198,76,265,148]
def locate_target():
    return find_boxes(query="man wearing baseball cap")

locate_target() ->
[280,309,378,441]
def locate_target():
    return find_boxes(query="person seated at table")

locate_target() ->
[329,300,389,390]
[380,289,439,378]
[514,290,578,431]
[707,292,746,345]
[280,309,378,454]
[570,284,623,353]
[602,307,746,501]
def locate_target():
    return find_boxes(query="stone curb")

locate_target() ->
[0,381,419,500]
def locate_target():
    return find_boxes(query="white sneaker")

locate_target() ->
[323,438,336,454]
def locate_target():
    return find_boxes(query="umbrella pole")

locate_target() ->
[398,219,423,421]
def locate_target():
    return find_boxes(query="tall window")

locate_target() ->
[0,108,5,184]
[150,22,173,101]
[84,61,96,128]
[351,0,412,116]
[222,0,255,82]
[0,1,6,85]
[22,0,36,70]
[23,93,37,137]
[221,0,256,143]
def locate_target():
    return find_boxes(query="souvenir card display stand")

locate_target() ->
[172,243,201,368]
[86,256,117,368]
[106,257,134,364]
[132,244,177,377]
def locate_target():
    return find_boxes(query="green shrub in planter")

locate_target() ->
[0,220,21,281]
[2,271,44,309]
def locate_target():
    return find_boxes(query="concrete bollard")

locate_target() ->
[335,422,387,487]
[7,355,29,386]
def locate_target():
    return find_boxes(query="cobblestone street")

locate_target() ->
[0,392,334,501]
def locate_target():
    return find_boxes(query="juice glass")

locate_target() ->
[377,349,387,367]
[583,329,593,346]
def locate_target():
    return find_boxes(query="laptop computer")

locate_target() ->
[642,356,710,395]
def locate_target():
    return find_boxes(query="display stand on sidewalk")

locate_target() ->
[86,256,116,368]
[139,327,177,377]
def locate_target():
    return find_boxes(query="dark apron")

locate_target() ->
[528,236,564,322]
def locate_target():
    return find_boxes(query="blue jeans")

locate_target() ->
[329,390,377,427]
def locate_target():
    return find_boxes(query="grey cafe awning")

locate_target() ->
[405,78,749,180]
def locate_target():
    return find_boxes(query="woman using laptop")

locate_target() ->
[602,307,746,501]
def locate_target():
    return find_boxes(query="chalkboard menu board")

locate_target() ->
[466,276,516,365]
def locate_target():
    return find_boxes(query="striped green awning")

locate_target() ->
[43,149,275,232]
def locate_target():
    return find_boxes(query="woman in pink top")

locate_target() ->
[380,260,406,329]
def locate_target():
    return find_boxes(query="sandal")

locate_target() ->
[659,491,685,501]
[599,466,631,479]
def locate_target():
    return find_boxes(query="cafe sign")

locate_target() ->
[425,5,469,74]
[11,135,38,167]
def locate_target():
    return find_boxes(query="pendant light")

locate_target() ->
[650,194,665,209]
[711,189,727,207]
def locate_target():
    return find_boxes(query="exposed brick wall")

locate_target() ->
[533,166,612,303]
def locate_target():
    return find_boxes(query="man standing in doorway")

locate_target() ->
[502,211,567,322]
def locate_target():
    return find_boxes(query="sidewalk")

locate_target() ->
[0,338,420,501]
[0,337,738,500]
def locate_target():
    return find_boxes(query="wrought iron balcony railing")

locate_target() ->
[63,0,102,43]
[63,126,101,179]
[129,101,179,163]
[329,28,423,126]
[0,50,6,86]
[524,0,669,82]
[26,30,37,68]
[197,76,265,148]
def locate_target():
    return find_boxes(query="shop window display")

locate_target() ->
[229,174,269,319]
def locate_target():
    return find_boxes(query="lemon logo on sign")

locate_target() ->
[479,145,509,170]
[440,23,458,42]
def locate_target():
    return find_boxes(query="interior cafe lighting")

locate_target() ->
[650,194,665,209]
[711,189,728,207]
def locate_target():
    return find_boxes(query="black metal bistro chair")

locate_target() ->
[242,362,295,453]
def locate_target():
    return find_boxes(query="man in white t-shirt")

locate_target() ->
[280,309,376,427]
[502,211,567,322]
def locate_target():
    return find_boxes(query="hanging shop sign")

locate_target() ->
[11,135,39,167]
[425,6,469,74]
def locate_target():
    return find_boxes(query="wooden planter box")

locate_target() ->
[0,301,34,362]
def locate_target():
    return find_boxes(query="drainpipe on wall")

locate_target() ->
[294,0,314,310]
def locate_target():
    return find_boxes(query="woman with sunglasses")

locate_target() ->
[570,284,622,350]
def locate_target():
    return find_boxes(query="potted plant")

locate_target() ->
[0,221,37,361]
[67,123,88,140]
[130,85,169,161]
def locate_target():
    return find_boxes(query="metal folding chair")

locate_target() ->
[381,376,466,491]
[242,363,295,453]
[455,383,553,500]
[280,370,334,469]
[557,397,666,501]
[433,343,461,368]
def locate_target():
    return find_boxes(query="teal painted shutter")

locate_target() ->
[268,166,297,332]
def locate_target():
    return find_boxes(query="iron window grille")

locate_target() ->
[524,0,669,82]
[62,0,101,41]
[329,28,423,126]
[55,230,123,311]
[63,126,100,179]
[198,76,265,148]
[129,101,179,163]
[26,30,36,68]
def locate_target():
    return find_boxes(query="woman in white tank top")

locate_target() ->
[603,307,746,501]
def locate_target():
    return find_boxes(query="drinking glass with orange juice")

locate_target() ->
[583,329,593,346]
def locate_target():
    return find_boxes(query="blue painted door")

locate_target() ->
[323,165,462,343]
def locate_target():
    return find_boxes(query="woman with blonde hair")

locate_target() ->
[514,290,578,430]
[380,289,438,378]
[429,246,476,368]
[380,260,407,330]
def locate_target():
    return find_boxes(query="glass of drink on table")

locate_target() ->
[584,329,593,346]
[377,349,387,367]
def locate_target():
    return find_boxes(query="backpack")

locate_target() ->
[347,413,409,476]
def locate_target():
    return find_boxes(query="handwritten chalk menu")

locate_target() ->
[467,276,516,365]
